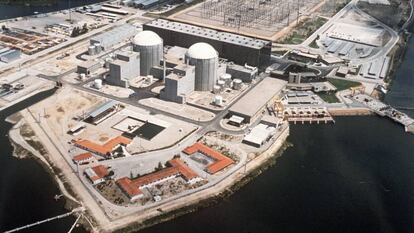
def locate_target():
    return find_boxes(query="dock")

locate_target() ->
[353,94,414,133]
[287,117,335,124]
[282,106,335,124]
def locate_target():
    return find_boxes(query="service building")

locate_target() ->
[228,77,287,124]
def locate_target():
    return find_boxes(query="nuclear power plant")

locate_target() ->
[78,20,268,105]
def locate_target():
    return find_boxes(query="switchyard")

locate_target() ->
[169,0,324,40]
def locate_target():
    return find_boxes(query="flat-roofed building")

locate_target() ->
[0,49,21,63]
[85,100,120,125]
[242,123,276,148]
[226,63,258,83]
[77,60,101,75]
[68,123,86,136]
[90,24,137,51]
[143,19,271,66]
[228,77,287,124]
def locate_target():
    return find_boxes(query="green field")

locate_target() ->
[317,78,361,103]
[328,78,361,91]
[279,17,328,45]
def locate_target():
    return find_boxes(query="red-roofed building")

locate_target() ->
[85,165,109,185]
[183,143,235,174]
[116,158,201,202]
[116,177,143,202]
[74,136,132,157]
[72,152,94,165]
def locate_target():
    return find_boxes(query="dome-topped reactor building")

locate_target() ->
[185,42,218,91]
[132,30,163,76]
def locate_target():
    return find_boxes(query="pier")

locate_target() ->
[3,207,85,233]
[353,94,414,133]
[287,117,335,124]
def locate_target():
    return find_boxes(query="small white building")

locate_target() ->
[243,123,276,148]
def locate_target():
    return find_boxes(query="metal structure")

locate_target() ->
[144,19,272,66]
[200,0,324,30]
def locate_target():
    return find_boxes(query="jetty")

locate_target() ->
[353,94,414,133]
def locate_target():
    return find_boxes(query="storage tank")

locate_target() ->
[217,80,225,91]
[94,79,103,89]
[214,95,223,106]
[233,79,243,90]
[185,42,218,92]
[132,31,163,76]
[94,43,102,54]
[220,73,232,88]
[79,73,86,80]
[88,45,96,56]
[213,85,221,94]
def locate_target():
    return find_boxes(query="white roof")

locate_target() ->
[186,42,218,60]
[133,30,163,46]
[243,124,275,146]
[229,115,244,124]
[229,78,287,118]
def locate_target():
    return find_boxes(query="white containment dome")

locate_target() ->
[185,42,219,92]
[132,31,163,76]
[186,42,218,60]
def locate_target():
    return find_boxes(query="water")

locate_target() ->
[136,40,414,232]
[137,116,414,233]
[385,37,414,118]
[0,0,105,20]
[0,88,87,233]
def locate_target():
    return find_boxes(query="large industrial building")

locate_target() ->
[90,24,137,51]
[228,77,287,124]
[107,51,140,87]
[132,31,163,76]
[143,19,272,67]
[0,48,21,63]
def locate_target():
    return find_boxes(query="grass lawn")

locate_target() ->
[272,49,289,56]
[309,38,319,48]
[317,92,340,103]
[328,78,361,91]
[317,78,361,103]
[279,17,328,45]
[147,0,204,17]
